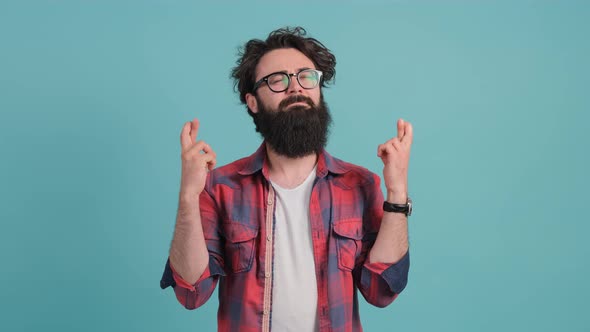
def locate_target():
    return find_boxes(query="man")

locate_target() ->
[160,27,413,332]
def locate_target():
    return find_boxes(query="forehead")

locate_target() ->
[255,48,316,80]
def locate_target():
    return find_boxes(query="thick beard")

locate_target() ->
[254,94,332,158]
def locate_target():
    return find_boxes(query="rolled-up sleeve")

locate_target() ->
[160,256,225,309]
[357,251,410,307]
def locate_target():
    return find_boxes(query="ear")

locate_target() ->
[245,93,259,114]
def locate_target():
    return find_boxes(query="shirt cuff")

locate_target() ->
[364,250,410,294]
[160,257,225,291]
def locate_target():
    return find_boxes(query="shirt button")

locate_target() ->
[266,235,271,241]
[267,198,273,205]
[265,273,270,278]
[263,310,269,316]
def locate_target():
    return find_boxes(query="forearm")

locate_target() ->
[169,192,210,285]
[369,191,409,264]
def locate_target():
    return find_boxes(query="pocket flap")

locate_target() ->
[224,222,259,243]
[333,220,364,240]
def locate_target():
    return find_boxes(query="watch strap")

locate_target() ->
[383,198,412,216]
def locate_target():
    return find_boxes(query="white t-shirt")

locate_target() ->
[270,166,319,332]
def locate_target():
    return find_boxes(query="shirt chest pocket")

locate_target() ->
[332,219,364,271]
[223,222,259,274]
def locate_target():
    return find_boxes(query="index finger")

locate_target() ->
[180,122,192,149]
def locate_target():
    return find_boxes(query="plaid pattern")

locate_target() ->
[161,142,410,332]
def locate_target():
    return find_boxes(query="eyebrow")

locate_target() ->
[271,67,313,75]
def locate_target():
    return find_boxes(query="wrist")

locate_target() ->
[179,190,201,204]
[386,191,407,204]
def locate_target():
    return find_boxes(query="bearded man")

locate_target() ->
[161,27,414,332]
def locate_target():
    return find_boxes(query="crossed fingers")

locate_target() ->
[377,119,413,160]
[180,118,217,170]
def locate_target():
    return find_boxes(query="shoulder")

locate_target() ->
[327,153,380,188]
[206,155,254,190]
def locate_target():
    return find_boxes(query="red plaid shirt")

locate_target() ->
[161,142,410,332]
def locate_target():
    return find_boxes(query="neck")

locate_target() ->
[266,144,318,189]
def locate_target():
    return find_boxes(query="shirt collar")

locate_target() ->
[237,142,351,178]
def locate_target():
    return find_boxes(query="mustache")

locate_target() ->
[278,95,315,110]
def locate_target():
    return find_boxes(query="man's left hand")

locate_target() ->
[377,119,413,203]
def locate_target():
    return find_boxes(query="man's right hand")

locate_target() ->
[180,118,217,197]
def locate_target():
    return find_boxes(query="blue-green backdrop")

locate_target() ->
[1,1,588,331]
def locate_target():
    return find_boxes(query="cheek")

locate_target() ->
[310,89,321,105]
[267,96,283,110]
[257,91,281,110]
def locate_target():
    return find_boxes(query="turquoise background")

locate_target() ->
[1,1,589,331]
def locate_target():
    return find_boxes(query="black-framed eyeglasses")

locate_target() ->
[253,69,323,93]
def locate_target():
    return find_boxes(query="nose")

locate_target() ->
[286,73,303,94]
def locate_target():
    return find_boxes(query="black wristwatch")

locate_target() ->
[383,197,412,216]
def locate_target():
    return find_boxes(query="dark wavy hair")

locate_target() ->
[231,27,336,115]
